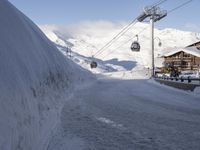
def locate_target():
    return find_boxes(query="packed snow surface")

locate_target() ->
[47,78,200,150]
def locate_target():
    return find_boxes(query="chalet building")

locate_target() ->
[163,47,200,72]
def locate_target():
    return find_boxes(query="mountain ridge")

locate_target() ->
[40,22,200,71]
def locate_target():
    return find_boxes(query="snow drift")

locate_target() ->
[0,1,92,150]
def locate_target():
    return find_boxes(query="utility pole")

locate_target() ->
[137,6,167,77]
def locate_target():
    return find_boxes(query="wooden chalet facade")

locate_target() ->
[163,48,200,72]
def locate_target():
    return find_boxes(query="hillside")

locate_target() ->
[41,21,200,74]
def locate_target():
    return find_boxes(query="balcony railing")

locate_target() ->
[165,57,192,61]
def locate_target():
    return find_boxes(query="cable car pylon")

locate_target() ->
[137,5,167,77]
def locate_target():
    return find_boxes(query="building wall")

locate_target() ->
[164,51,200,72]
[195,57,200,66]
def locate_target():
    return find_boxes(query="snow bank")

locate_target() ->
[0,1,92,150]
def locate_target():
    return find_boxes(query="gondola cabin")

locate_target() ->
[131,41,140,52]
[90,61,97,69]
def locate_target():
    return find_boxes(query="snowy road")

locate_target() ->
[48,78,200,150]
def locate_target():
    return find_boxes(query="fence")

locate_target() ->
[154,76,200,91]
[155,76,200,84]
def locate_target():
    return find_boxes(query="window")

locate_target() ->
[181,61,188,68]
[183,53,190,58]
[174,61,181,67]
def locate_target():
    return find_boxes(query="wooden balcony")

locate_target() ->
[165,57,192,62]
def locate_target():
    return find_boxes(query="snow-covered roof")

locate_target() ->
[162,47,200,57]
[187,41,200,47]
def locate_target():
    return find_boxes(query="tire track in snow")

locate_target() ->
[59,79,200,150]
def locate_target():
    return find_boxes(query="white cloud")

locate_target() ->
[40,21,130,38]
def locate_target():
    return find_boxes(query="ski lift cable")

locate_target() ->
[93,0,169,58]
[93,19,138,57]
[93,20,137,57]
[125,0,193,52]
[94,19,138,55]
[94,22,137,58]
[93,0,168,58]
[168,0,193,14]
[94,0,167,56]
[101,26,149,60]
[100,0,193,59]
[128,0,194,53]
[155,0,193,37]
[151,0,168,7]
[98,0,193,60]
[93,0,183,60]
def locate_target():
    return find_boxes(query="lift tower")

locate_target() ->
[137,6,167,77]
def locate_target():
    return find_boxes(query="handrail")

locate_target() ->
[154,76,200,84]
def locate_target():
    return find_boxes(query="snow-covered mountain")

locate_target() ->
[40,21,200,74]
[0,1,92,150]
[2,1,200,150]
[41,23,200,149]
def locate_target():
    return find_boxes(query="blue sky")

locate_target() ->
[9,0,200,32]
